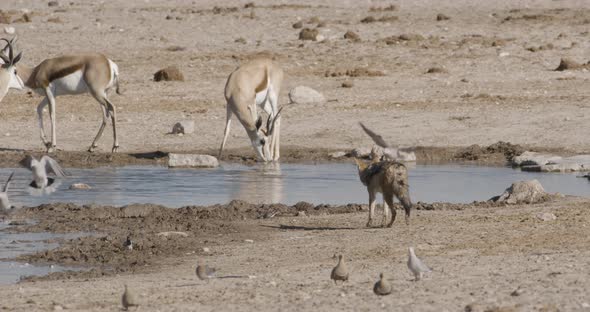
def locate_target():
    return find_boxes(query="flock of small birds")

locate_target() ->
[118,247,431,309]
[330,248,431,297]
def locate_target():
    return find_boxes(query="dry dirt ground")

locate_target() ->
[1,197,589,311]
[1,0,590,311]
[0,0,589,156]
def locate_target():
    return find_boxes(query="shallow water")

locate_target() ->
[0,163,589,284]
[0,222,83,285]
[0,163,588,208]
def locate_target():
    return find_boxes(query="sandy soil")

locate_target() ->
[0,196,588,311]
[0,0,589,156]
[1,0,590,311]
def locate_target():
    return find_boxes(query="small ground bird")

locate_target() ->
[0,172,15,211]
[121,284,139,311]
[407,247,431,281]
[330,254,349,284]
[373,273,392,296]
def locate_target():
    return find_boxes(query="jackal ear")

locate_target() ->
[354,157,367,170]
[255,116,263,130]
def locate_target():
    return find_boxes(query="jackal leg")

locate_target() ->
[383,192,397,228]
[366,191,376,228]
[381,197,390,227]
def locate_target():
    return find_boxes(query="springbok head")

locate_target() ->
[0,38,24,102]
[251,107,284,162]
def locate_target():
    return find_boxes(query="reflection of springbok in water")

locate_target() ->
[231,162,283,205]
[355,158,412,227]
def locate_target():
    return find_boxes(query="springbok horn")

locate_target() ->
[0,38,14,65]
[268,106,285,136]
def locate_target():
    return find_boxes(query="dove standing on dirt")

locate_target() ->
[123,236,133,251]
[407,247,431,281]
[196,260,216,281]
[121,284,139,311]
[373,273,392,296]
[330,254,349,284]
[20,155,67,189]
[0,172,15,211]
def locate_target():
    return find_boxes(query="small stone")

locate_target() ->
[350,147,371,158]
[329,151,346,158]
[48,1,59,6]
[154,66,184,82]
[436,13,450,21]
[234,37,247,44]
[244,239,254,243]
[4,27,15,35]
[69,183,91,190]
[499,52,510,57]
[288,86,325,104]
[344,30,360,42]
[202,247,210,253]
[171,120,195,134]
[165,15,173,20]
[299,28,320,41]
[510,288,524,296]
[296,211,306,217]
[341,81,354,88]
[536,212,557,221]
[292,21,303,29]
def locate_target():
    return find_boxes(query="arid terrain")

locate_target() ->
[0,0,590,311]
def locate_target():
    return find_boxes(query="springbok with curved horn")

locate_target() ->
[0,38,121,153]
[218,58,284,162]
[0,39,24,102]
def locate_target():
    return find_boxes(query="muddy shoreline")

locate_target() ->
[0,141,572,168]
[2,195,554,283]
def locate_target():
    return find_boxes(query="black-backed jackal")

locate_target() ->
[355,158,412,227]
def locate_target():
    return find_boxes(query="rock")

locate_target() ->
[299,28,320,41]
[168,154,219,168]
[512,151,562,167]
[515,152,590,172]
[330,151,346,158]
[171,120,195,134]
[426,67,448,74]
[344,30,360,42]
[493,180,549,204]
[350,147,371,158]
[69,183,91,190]
[554,58,584,71]
[341,81,354,88]
[48,1,59,6]
[536,212,556,221]
[436,13,450,21]
[244,239,254,243]
[153,66,184,82]
[156,231,189,237]
[288,86,325,104]
[292,21,303,29]
[296,211,306,217]
[202,247,210,253]
[371,145,416,162]
[4,27,15,35]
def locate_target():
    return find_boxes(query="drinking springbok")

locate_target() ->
[218,58,284,162]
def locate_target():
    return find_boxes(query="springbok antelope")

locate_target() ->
[0,38,121,153]
[218,58,284,162]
